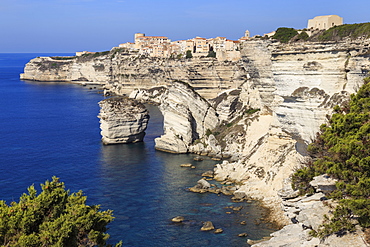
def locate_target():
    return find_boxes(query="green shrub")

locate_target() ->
[296,31,309,41]
[0,177,121,247]
[207,50,216,58]
[272,27,298,43]
[318,22,370,41]
[205,129,212,136]
[245,108,260,115]
[186,50,193,59]
[292,76,370,237]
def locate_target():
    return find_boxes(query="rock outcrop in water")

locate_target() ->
[98,97,149,144]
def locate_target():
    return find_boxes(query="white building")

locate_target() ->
[307,15,343,30]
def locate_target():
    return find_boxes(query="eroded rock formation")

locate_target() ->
[154,81,219,153]
[98,97,149,144]
[21,38,370,245]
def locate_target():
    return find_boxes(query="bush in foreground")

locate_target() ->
[0,176,121,247]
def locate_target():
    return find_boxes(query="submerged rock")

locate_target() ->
[171,216,185,223]
[98,97,149,144]
[238,233,248,237]
[180,163,192,167]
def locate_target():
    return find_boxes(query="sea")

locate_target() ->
[0,53,277,247]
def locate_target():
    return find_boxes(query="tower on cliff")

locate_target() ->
[134,33,145,49]
[244,30,250,38]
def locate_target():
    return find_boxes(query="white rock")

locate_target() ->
[309,174,337,193]
[98,97,149,144]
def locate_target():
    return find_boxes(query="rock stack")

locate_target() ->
[98,97,150,144]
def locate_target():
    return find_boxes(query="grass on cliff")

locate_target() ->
[292,76,370,238]
[317,22,370,41]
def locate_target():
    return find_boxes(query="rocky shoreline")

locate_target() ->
[20,38,370,246]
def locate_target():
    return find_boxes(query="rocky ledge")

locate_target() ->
[251,175,368,247]
[98,97,149,144]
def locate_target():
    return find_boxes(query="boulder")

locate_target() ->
[189,179,211,193]
[201,221,215,231]
[278,179,300,199]
[201,170,214,178]
[196,179,211,189]
[309,174,337,193]
[171,216,185,223]
[232,191,246,200]
[194,156,204,161]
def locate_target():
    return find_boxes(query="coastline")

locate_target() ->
[17,37,370,245]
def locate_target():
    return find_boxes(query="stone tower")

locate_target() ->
[244,30,250,38]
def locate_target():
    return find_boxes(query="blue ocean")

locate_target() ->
[0,53,276,246]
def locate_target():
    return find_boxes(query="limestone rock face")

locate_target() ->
[128,86,167,104]
[20,56,111,83]
[20,53,248,99]
[213,39,370,227]
[98,97,149,144]
[154,81,219,153]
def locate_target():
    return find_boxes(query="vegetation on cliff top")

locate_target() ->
[0,177,121,247]
[317,22,370,41]
[272,27,298,43]
[292,76,370,238]
[272,22,370,43]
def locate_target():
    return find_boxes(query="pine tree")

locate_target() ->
[0,177,122,246]
[292,77,370,237]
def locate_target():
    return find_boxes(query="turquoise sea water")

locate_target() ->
[0,53,276,246]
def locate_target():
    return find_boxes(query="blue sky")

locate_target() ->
[1,0,369,53]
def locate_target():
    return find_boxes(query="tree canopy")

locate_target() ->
[0,177,121,247]
[292,77,370,238]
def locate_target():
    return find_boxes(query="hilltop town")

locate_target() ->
[76,15,344,61]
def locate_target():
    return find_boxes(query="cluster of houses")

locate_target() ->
[116,30,250,59]
[76,15,343,59]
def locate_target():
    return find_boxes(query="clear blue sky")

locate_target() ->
[1,0,369,53]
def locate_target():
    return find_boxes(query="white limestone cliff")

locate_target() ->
[154,81,219,153]
[98,97,149,144]
[20,53,248,99]
[211,39,370,224]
